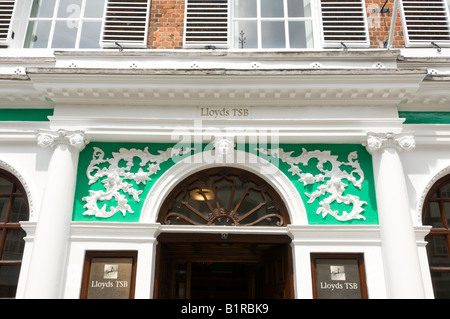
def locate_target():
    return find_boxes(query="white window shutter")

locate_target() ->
[0,1,15,46]
[184,0,229,48]
[320,0,370,48]
[400,0,450,47]
[101,0,151,49]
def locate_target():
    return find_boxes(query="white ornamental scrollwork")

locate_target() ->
[256,147,367,222]
[82,146,193,218]
[366,132,416,153]
[37,129,88,151]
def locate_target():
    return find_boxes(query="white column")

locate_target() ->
[24,129,88,299]
[366,132,425,298]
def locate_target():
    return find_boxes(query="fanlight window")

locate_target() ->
[158,168,290,227]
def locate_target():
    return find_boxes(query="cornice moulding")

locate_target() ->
[159,225,289,236]
[0,80,54,108]
[0,123,50,142]
[51,50,402,69]
[48,116,404,126]
[46,116,404,143]
[53,49,402,60]
[424,74,450,81]
[288,225,430,245]
[3,121,449,145]
[69,222,161,242]
[398,55,450,64]
[0,74,29,80]
[287,225,381,245]
[26,68,426,108]
[26,222,429,246]
[26,67,426,78]
[404,124,450,145]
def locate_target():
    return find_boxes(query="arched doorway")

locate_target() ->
[422,174,450,299]
[153,167,294,299]
[0,169,29,298]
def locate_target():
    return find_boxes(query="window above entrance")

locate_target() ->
[184,0,371,49]
[158,167,290,227]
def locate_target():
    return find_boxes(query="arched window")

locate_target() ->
[158,167,290,227]
[423,175,450,299]
[0,170,29,298]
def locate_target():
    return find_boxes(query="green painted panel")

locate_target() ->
[251,144,378,225]
[399,111,450,124]
[73,142,378,225]
[73,142,183,223]
[0,109,53,121]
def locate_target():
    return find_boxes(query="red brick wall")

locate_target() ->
[146,0,406,50]
[147,0,185,49]
[366,0,405,48]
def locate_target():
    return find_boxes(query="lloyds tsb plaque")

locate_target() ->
[81,251,137,299]
[311,253,368,299]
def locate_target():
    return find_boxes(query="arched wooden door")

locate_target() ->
[154,167,294,299]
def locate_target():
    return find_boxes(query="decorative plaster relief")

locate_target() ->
[257,147,367,222]
[82,146,192,218]
[213,137,235,157]
[37,129,88,151]
[366,132,416,153]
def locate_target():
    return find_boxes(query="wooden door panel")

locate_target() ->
[262,244,294,299]
[154,234,294,299]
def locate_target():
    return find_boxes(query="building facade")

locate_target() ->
[0,0,450,299]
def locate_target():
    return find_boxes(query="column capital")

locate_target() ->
[365,132,415,153]
[37,129,89,151]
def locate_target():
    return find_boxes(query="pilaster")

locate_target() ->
[366,131,425,298]
[23,129,88,298]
